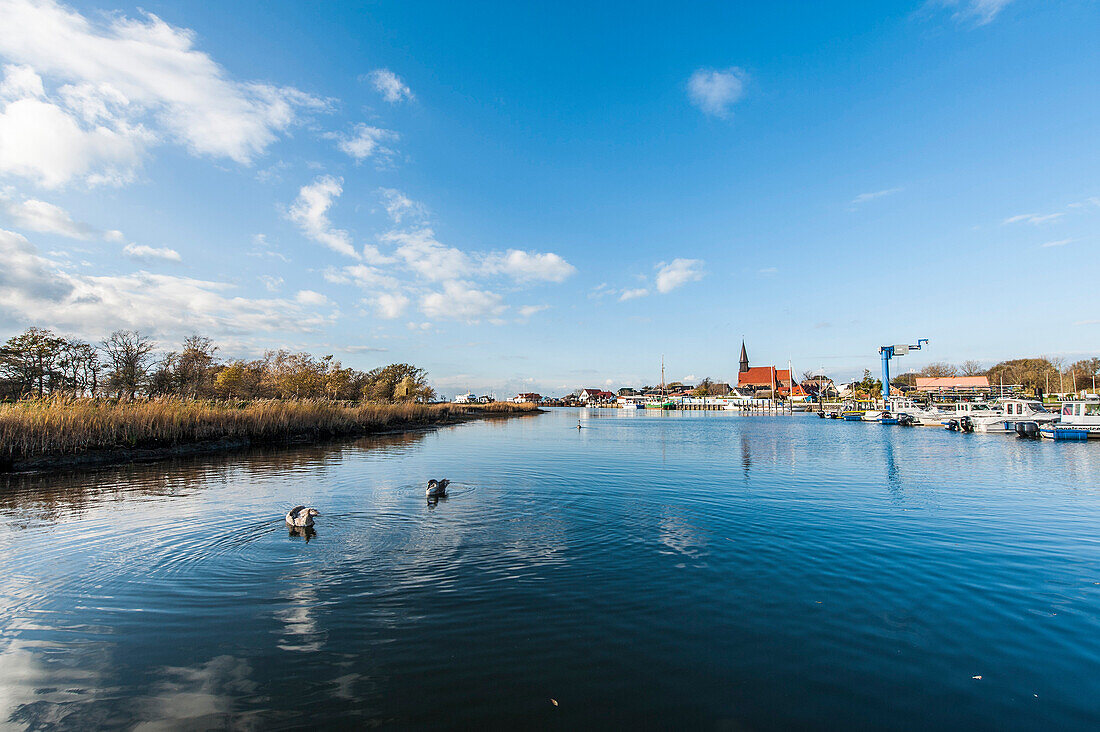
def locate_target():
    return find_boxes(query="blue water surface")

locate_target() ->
[1,408,1099,729]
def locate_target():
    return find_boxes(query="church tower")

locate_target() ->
[739,340,750,373]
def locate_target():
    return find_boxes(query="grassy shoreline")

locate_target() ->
[0,399,541,472]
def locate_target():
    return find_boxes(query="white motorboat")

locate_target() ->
[942,402,999,431]
[968,399,1057,433]
[1038,399,1100,440]
[862,410,885,422]
[888,397,948,426]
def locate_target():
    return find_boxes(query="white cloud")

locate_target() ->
[326,264,400,291]
[851,187,902,206]
[1040,238,1073,248]
[332,124,397,162]
[687,67,747,118]
[294,289,328,305]
[421,280,505,322]
[935,0,1014,25]
[378,188,425,224]
[518,304,548,318]
[383,228,471,281]
[259,274,283,292]
[367,69,413,104]
[0,227,328,336]
[287,176,358,259]
[0,194,95,238]
[123,242,181,261]
[619,288,649,301]
[0,0,325,181]
[373,292,409,319]
[0,73,151,187]
[758,266,778,275]
[1003,212,1063,225]
[482,249,576,283]
[249,232,289,262]
[655,258,704,293]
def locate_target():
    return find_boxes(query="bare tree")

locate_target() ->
[101,330,156,400]
[919,362,958,378]
[959,360,986,376]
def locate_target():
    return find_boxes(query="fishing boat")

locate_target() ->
[968,398,1057,434]
[1038,400,1100,440]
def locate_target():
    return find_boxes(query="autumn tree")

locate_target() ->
[363,363,435,403]
[0,327,65,397]
[101,330,156,400]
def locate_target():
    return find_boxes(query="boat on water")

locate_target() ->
[942,402,998,431]
[1038,400,1100,440]
[862,410,885,422]
[968,398,1057,434]
[887,397,948,426]
[838,400,875,421]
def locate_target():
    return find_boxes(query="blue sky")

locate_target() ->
[0,0,1098,396]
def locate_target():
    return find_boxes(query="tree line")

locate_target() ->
[890,358,1100,394]
[0,327,436,403]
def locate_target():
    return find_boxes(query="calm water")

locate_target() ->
[1,409,1099,729]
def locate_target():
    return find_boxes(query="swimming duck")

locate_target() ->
[285,506,319,527]
[426,479,450,498]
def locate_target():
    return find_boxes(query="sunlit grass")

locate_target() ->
[0,398,539,462]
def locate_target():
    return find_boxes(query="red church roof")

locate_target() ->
[738,367,793,387]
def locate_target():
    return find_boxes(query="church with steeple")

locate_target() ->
[735,340,803,397]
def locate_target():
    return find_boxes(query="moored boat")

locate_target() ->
[1039,400,1100,440]
[969,398,1057,434]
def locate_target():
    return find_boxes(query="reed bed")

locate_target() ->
[0,398,539,465]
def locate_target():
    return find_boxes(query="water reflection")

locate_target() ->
[1,410,1099,729]
[288,525,316,542]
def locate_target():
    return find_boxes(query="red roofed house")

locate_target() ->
[579,388,616,404]
[735,341,806,397]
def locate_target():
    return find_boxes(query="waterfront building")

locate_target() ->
[735,341,806,397]
[579,388,616,403]
[512,392,542,403]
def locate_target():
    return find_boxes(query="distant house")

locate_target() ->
[513,392,541,403]
[454,392,476,404]
[477,395,494,403]
[802,376,839,398]
[579,388,615,403]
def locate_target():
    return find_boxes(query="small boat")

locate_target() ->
[941,401,998,430]
[887,397,948,426]
[1039,400,1100,440]
[862,410,884,422]
[969,399,1057,434]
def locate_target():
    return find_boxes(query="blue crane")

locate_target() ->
[879,339,929,398]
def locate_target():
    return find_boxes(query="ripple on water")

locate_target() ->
[1,410,1100,729]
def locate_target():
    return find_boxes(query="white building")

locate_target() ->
[454,392,477,404]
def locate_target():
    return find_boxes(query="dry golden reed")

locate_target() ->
[0,398,538,462]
